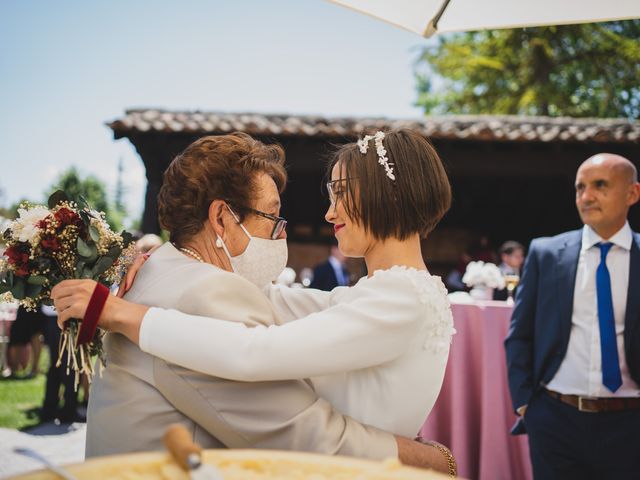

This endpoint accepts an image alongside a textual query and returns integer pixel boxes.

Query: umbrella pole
[423,0,453,37]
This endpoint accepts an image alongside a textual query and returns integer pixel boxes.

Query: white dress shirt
[546,222,640,397]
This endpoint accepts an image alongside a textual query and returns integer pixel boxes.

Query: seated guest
[494,241,525,301]
[310,240,350,290]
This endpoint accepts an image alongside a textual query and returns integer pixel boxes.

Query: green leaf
[75,260,85,279]
[120,231,133,248]
[25,283,43,298]
[89,225,101,243]
[10,279,25,300]
[79,210,92,227]
[77,195,90,210]
[81,266,94,279]
[92,256,115,277]
[48,190,69,209]
[26,275,48,286]
[0,284,11,295]
[7,270,14,288]
[77,237,98,262]
[107,245,122,259]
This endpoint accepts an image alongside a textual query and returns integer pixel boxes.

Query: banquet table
[419,299,533,480]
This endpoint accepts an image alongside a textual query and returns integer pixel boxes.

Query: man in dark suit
[310,243,350,291]
[505,153,640,479]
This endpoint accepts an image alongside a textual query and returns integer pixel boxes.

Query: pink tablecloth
[419,301,532,480]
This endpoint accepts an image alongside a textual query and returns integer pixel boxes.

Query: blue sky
[0,0,434,225]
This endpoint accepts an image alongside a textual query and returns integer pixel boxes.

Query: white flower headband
[356,131,395,181]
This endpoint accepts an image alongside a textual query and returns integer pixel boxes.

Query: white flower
[462,261,506,289]
[11,206,50,243]
[356,131,395,181]
[357,138,370,153]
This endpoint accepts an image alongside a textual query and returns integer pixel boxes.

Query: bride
[53,129,455,445]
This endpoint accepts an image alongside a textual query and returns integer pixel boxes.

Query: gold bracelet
[422,439,457,478]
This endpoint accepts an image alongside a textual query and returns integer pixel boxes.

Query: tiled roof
[108,109,640,143]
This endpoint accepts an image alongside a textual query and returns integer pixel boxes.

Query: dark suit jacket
[504,228,640,434]
[310,260,347,291]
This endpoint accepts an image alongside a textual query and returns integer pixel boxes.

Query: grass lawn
[0,350,49,430]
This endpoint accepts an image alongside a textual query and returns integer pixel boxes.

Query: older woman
[52,132,450,473]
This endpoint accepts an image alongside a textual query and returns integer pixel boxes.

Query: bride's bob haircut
[328,129,451,241]
[158,132,287,246]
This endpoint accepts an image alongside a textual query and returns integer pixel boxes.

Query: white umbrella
[328,0,640,37]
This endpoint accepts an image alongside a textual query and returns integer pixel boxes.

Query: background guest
[6,306,43,379]
[494,241,525,300]
[505,153,640,479]
[135,233,163,254]
[40,305,83,424]
[310,240,350,290]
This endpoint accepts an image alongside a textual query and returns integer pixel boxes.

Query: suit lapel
[624,233,640,337]
[557,231,582,343]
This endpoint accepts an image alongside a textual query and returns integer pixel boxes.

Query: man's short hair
[499,241,524,256]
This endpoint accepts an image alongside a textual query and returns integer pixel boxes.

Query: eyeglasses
[244,207,287,240]
[326,179,353,206]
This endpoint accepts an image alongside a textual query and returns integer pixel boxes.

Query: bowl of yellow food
[9,449,451,480]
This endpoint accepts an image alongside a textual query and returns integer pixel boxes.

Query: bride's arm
[140,272,422,381]
[262,283,343,323]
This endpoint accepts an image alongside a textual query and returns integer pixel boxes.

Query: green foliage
[46,167,124,230]
[0,369,47,429]
[415,20,640,118]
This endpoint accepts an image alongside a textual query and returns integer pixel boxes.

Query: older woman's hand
[51,279,103,330]
[51,279,150,345]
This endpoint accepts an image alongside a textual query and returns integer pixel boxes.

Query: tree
[46,167,124,231]
[415,20,640,118]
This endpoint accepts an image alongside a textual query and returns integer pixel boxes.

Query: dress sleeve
[263,284,341,323]
[140,271,422,381]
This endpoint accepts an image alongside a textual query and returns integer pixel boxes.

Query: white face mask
[218,208,288,290]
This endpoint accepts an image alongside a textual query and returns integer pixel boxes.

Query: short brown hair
[499,241,524,256]
[158,133,287,245]
[329,129,451,240]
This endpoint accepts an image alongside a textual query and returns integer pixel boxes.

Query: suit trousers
[42,316,78,420]
[525,390,640,480]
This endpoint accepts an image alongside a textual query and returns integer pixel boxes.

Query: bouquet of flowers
[0,191,135,388]
[462,261,506,290]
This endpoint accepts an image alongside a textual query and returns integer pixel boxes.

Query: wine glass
[504,274,520,305]
[299,268,313,288]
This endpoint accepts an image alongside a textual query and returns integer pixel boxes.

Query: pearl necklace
[179,246,205,263]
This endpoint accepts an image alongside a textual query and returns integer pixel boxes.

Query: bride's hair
[158,133,286,245]
[329,129,451,240]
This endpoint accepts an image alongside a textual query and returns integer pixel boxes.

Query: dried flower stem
[58,318,106,392]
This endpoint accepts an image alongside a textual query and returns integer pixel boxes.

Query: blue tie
[596,242,622,393]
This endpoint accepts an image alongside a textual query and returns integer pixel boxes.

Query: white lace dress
[139,266,456,437]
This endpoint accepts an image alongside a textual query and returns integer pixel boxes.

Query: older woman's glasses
[245,207,287,240]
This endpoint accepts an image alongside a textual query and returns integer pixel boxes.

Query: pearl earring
[215,238,223,248]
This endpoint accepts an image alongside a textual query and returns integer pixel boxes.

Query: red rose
[54,207,82,227]
[40,235,61,252]
[4,245,29,266]
[14,265,30,277]
[36,216,53,229]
